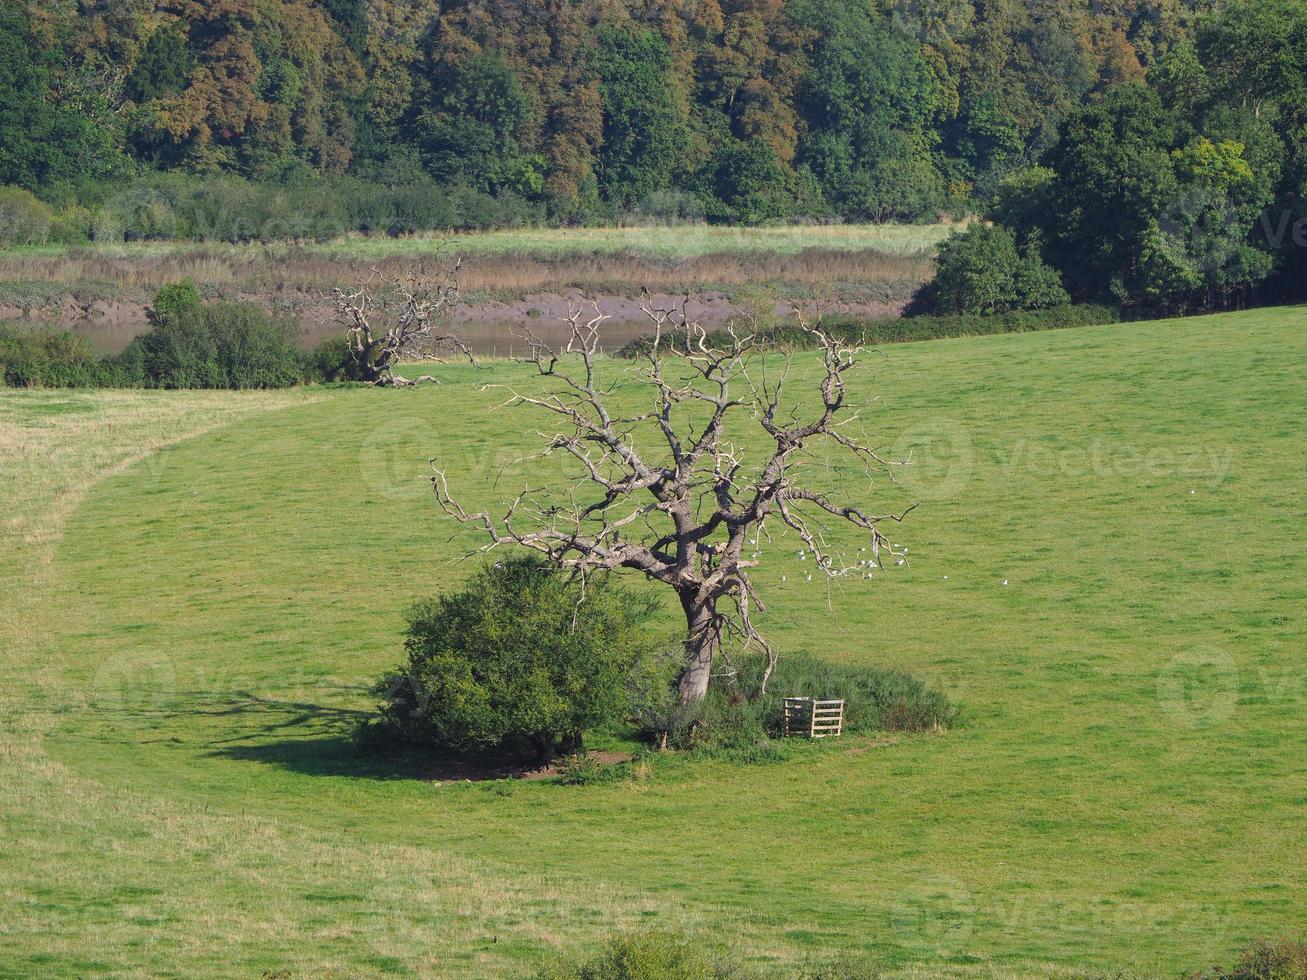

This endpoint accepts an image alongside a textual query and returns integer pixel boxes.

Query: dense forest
[5,0,1307,312]
[3,0,1212,226]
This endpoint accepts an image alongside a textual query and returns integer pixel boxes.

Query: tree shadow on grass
[88,684,556,781]
[213,735,556,782]
[204,700,555,782]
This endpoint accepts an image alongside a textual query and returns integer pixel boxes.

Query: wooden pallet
[782,697,845,738]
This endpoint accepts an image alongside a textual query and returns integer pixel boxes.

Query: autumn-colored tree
[16,0,1229,228]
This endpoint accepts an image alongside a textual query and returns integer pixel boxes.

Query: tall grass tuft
[636,651,954,754]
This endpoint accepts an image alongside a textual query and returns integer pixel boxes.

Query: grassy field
[1,306,1304,977]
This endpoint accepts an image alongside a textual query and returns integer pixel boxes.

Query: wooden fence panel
[782,697,844,738]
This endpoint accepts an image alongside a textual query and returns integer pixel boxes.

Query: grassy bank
[2,222,957,263]
[0,224,947,352]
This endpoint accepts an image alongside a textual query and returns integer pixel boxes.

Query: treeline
[913,0,1307,316]
[2,0,1213,239]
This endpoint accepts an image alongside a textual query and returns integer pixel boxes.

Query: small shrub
[308,335,355,382]
[538,930,754,980]
[555,754,631,786]
[0,186,53,247]
[0,325,100,388]
[374,557,661,763]
[908,223,1069,316]
[635,652,953,750]
[136,280,306,389]
[1194,938,1307,980]
[741,652,955,735]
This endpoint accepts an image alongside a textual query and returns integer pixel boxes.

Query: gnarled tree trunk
[678,591,720,704]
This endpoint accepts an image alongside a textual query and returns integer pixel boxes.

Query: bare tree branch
[329,259,470,386]
[432,298,911,704]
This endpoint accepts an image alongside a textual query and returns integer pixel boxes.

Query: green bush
[0,324,101,387]
[742,652,954,734]
[82,172,545,244]
[615,305,1119,359]
[538,930,754,980]
[0,186,53,247]
[2,286,311,390]
[132,280,307,389]
[374,557,662,763]
[636,651,953,753]
[98,338,147,387]
[1194,939,1307,980]
[908,223,1069,316]
[308,336,353,382]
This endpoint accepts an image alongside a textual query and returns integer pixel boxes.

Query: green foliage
[594,28,687,208]
[1195,938,1307,980]
[308,336,356,383]
[411,52,539,196]
[701,139,817,224]
[0,7,125,195]
[0,186,53,247]
[0,325,102,388]
[125,26,195,104]
[1195,0,1307,116]
[957,56,1282,314]
[1,0,1269,238]
[375,558,661,762]
[636,651,954,753]
[538,930,753,980]
[789,0,939,221]
[1042,84,1181,303]
[912,224,1067,316]
[986,167,1055,234]
[616,305,1118,359]
[1140,138,1278,312]
[742,652,954,735]
[130,280,306,389]
[79,171,543,243]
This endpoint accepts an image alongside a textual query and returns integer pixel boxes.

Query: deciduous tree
[433,301,913,703]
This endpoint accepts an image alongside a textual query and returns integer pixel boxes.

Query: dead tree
[329,261,470,386]
[432,299,914,704]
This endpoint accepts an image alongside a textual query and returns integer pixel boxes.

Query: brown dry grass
[0,245,934,304]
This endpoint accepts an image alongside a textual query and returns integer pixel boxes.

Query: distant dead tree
[329,261,470,386]
[433,299,914,703]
